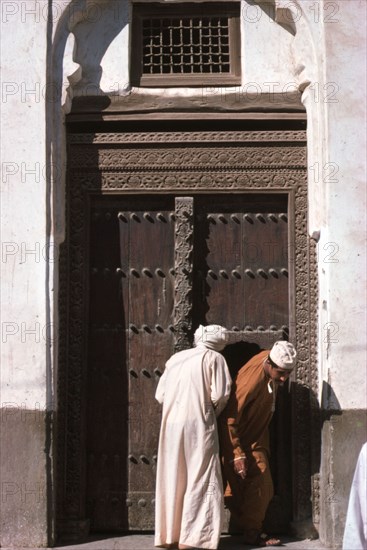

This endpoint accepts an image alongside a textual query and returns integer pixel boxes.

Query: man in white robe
[154,325,232,550]
[343,442,367,550]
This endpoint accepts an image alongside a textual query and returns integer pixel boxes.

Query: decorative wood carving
[68,130,306,144]
[309,237,321,524]
[70,171,304,192]
[58,127,317,538]
[69,147,306,170]
[174,197,194,352]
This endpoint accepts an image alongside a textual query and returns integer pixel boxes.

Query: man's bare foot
[243,530,282,547]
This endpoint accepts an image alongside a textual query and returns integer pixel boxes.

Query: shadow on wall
[321,380,342,420]
[60,0,129,95]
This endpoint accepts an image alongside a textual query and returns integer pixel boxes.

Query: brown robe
[218,350,276,532]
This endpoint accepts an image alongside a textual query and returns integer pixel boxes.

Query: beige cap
[269,340,297,370]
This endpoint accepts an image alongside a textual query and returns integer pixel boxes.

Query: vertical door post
[174,197,194,352]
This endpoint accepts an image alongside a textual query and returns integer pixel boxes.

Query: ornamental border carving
[69,147,307,171]
[68,130,307,144]
[58,128,318,536]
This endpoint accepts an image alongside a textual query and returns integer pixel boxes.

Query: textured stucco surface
[319,411,367,547]
[0,409,49,547]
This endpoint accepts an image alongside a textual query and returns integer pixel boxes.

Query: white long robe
[343,442,367,550]
[154,344,232,549]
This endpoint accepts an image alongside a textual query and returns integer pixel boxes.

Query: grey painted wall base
[319,410,367,548]
[0,407,51,547]
[1,407,366,547]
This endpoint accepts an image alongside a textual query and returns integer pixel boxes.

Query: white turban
[269,341,297,370]
[194,324,229,352]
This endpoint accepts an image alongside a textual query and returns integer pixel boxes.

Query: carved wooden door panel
[87,196,176,531]
[122,198,176,530]
[193,195,289,337]
[193,195,292,532]
[86,193,290,532]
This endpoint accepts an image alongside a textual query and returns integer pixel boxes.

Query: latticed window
[131,3,241,86]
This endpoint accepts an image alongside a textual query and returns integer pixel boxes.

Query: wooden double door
[85,193,291,532]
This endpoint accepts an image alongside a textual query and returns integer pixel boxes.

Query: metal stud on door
[126,206,175,530]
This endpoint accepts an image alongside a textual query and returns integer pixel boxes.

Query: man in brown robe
[218,340,297,547]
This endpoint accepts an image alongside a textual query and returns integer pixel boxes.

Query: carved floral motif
[69,146,307,170]
[174,197,193,352]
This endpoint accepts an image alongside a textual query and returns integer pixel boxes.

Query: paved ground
[1,533,339,550]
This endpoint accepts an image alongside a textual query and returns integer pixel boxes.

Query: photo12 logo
[1,481,45,504]
[2,322,54,344]
[1,1,123,24]
[241,1,339,25]
[2,242,59,264]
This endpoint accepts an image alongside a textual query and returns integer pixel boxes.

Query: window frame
[131,2,241,87]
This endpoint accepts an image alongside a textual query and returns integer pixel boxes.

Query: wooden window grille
[131,3,241,86]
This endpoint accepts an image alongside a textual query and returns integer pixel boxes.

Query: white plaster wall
[242,1,295,88]
[0,5,51,410]
[99,14,130,94]
[318,0,367,411]
[282,0,367,413]
[0,4,51,545]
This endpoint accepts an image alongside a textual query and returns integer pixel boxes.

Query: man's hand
[232,456,248,480]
